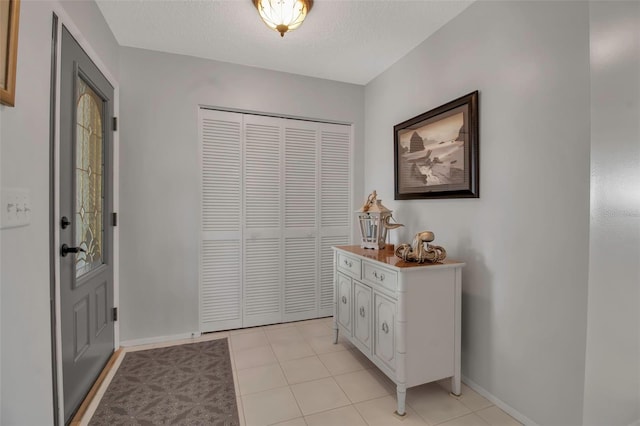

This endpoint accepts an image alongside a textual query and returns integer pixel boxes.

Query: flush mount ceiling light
[253,0,313,37]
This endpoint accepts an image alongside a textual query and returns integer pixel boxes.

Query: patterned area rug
[90,339,239,425]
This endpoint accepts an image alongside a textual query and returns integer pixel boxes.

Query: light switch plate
[1,188,32,229]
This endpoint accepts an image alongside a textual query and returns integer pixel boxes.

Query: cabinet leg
[451,375,461,397]
[395,385,407,417]
[333,323,339,344]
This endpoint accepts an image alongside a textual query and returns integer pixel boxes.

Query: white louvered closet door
[319,124,352,316]
[199,109,243,332]
[283,119,319,321]
[243,114,283,327]
[200,109,352,331]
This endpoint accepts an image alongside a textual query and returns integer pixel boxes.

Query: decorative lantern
[357,199,393,250]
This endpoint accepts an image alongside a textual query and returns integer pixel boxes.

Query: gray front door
[59,26,115,423]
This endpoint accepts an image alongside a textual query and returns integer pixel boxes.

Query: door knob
[61,244,86,257]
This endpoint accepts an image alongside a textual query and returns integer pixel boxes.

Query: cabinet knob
[344,259,352,267]
[381,322,389,334]
[341,295,347,304]
[373,271,385,281]
[359,306,365,318]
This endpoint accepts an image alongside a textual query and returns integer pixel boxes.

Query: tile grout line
[276,338,384,424]
[330,371,374,424]
[270,331,351,424]
[271,335,308,424]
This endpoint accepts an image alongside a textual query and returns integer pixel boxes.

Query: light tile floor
[83,317,523,426]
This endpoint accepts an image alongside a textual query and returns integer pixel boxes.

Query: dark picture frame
[0,0,20,107]
[394,91,479,199]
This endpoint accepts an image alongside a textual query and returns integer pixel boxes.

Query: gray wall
[364,2,591,424]
[118,47,365,342]
[583,2,640,425]
[0,0,119,423]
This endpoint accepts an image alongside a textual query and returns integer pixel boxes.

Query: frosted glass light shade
[254,0,313,37]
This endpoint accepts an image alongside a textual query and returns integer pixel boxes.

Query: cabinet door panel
[374,293,396,371]
[337,273,352,333]
[354,282,372,350]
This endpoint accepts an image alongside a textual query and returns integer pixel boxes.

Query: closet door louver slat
[285,125,317,229]
[283,236,318,321]
[201,241,242,325]
[283,121,319,321]
[199,110,243,332]
[201,118,242,232]
[318,125,351,317]
[321,128,351,231]
[243,115,283,326]
[245,120,281,229]
[244,238,282,326]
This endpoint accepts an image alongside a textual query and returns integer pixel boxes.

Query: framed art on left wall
[0,0,20,107]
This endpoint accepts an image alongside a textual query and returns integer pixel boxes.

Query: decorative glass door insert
[75,76,104,277]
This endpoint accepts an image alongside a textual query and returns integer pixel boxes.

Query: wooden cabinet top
[333,245,465,271]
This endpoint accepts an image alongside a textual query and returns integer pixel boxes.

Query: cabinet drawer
[363,262,397,292]
[337,253,361,279]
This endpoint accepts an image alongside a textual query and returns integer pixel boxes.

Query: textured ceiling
[96,0,473,85]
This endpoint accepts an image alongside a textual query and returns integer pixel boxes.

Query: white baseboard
[120,332,202,348]
[462,375,539,426]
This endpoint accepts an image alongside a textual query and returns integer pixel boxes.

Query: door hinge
[112,212,117,227]
[112,307,118,322]
[112,117,118,131]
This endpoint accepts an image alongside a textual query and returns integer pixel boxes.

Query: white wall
[0,0,119,423]
[118,47,365,342]
[364,2,591,424]
[583,2,640,425]
[1,3,58,423]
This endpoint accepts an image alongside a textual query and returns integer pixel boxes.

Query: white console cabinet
[332,246,464,416]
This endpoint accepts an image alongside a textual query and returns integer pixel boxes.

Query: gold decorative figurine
[395,231,447,263]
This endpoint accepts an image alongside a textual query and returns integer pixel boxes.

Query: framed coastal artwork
[394,91,479,199]
[1,0,20,107]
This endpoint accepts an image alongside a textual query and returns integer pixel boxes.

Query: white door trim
[50,4,120,424]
